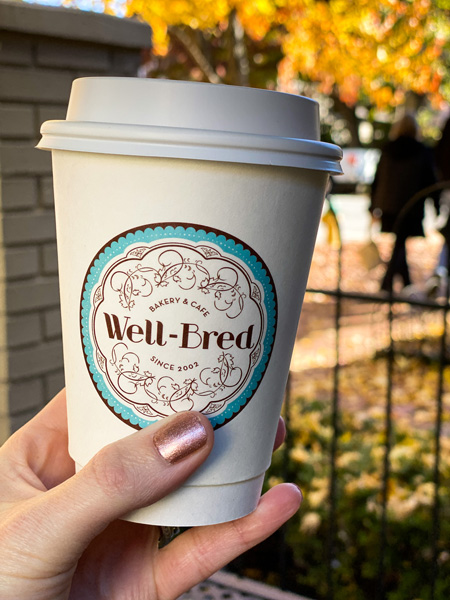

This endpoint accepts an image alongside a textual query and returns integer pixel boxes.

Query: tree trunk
[231,10,249,86]
[332,94,361,146]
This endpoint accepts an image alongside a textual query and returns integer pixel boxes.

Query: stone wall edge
[0,0,152,49]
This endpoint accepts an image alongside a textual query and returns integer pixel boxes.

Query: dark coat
[370,136,438,237]
[435,117,450,182]
[435,118,450,245]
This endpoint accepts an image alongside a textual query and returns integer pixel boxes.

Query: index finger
[273,416,286,451]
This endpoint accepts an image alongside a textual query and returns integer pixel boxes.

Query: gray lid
[38,77,342,173]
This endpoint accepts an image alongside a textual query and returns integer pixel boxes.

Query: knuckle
[88,447,136,499]
[230,516,255,547]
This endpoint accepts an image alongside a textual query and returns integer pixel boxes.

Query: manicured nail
[154,413,208,464]
[294,484,304,503]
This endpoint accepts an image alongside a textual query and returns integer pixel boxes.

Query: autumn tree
[279,0,448,107]
[123,1,286,90]
[279,0,450,145]
[97,0,449,144]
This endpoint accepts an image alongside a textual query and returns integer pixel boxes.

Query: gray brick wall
[0,0,151,441]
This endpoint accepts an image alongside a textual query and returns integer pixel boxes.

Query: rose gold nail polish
[154,413,208,464]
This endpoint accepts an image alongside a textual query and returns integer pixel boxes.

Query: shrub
[262,384,450,599]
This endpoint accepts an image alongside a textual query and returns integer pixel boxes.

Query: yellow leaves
[336,451,362,468]
[122,0,291,55]
[124,0,231,55]
[386,481,436,520]
[290,446,310,463]
[340,431,352,444]
[390,439,421,470]
[278,0,447,108]
[415,481,435,506]
[293,410,325,436]
[370,445,385,465]
[108,0,447,109]
[387,491,420,520]
[235,0,281,39]
[345,472,380,495]
[308,488,329,508]
[267,475,284,487]
[300,511,322,533]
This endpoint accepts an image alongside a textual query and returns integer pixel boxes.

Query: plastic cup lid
[38,77,342,173]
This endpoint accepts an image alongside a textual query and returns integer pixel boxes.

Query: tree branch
[170,26,222,84]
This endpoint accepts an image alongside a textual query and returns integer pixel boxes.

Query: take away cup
[38,77,342,526]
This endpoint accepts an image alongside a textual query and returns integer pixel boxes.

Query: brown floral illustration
[110,342,243,417]
[109,247,246,318]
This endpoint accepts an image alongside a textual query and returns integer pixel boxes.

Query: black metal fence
[233,183,450,600]
[297,184,449,600]
[291,291,449,600]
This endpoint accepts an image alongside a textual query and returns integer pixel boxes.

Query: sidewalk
[182,571,313,600]
[325,193,371,242]
[324,192,439,243]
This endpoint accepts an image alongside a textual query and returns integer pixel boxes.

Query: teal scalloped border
[81,225,277,429]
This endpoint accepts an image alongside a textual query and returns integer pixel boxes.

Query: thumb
[25,411,213,566]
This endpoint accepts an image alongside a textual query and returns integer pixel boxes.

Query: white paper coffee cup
[38,77,342,526]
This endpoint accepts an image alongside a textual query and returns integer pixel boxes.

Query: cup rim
[38,119,343,174]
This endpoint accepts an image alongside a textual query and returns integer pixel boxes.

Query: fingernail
[295,484,304,503]
[288,483,304,503]
[154,413,208,464]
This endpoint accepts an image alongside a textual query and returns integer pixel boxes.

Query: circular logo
[81,223,277,429]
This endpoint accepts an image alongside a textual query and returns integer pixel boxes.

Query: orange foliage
[109,0,448,108]
[278,0,448,107]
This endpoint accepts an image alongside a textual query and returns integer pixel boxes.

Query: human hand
[0,389,301,600]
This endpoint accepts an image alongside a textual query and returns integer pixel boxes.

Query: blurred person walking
[426,116,450,296]
[370,113,438,293]
[435,116,450,183]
